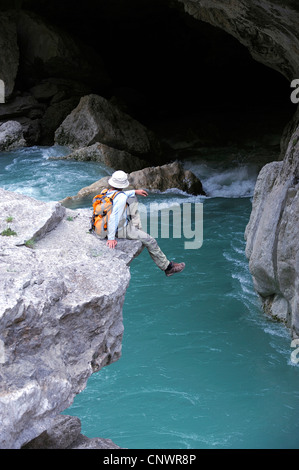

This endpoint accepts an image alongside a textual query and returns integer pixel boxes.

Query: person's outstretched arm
[135,189,148,197]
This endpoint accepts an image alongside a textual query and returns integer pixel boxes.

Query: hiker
[95,170,185,277]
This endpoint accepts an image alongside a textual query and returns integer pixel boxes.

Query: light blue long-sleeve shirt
[107,189,136,240]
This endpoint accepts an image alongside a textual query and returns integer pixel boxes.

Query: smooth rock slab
[0,188,65,245]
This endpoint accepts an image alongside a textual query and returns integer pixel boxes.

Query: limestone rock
[54,94,162,159]
[22,414,121,449]
[129,161,206,195]
[59,142,148,173]
[0,93,46,146]
[245,123,299,337]
[60,161,206,209]
[0,121,26,151]
[0,93,45,120]
[280,105,299,157]
[0,188,65,245]
[30,78,92,104]
[0,188,142,448]
[30,80,63,102]
[40,96,81,145]
[30,78,92,144]
[179,0,299,80]
[22,415,82,449]
[0,12,19,100]
[13,116,42,147]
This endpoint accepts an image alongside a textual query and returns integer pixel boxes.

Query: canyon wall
[0,0,299,449]
[179,0,299,81]
[178,0,299,335]
[245,125,299,337]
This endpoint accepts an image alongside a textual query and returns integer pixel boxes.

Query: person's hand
[107,239,117,249]
[135,189,148,197]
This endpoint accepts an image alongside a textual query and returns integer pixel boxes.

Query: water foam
[183,160,259,198]
[0,146,112,202]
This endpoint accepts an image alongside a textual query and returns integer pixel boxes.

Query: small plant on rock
[24,238,35,249]
[1,227,17,236]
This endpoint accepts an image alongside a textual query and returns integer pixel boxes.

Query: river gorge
[0,0,299,449]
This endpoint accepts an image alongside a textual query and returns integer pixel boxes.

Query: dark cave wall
[0,0,297,149]
[178,0,299,81]
[16,0,295,109]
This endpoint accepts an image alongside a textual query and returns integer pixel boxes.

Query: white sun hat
[108,170,130,189]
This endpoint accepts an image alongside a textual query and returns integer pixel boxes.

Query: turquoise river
[1,145,299,449]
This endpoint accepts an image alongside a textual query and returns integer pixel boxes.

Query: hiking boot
[165,261,185,277]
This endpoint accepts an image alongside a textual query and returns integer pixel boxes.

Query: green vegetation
[1,227,17,236]
[5,216,13,223]
[24,238,35,249]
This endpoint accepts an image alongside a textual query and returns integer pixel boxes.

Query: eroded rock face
[59,142,148,173]
[129,161,206,194]
[0,121,26,151]
[245,123,299,337]
[54,94,162,159]
[21,415,121,449]
[0,188,142,448]
[179,0,299,80]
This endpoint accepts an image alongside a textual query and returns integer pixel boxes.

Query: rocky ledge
[0,188,142,449]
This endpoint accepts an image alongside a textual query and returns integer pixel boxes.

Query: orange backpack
[90,189,123,238]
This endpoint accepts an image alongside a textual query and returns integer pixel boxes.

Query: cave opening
[17,0,297,155]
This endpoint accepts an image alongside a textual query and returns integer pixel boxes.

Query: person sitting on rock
[105,170,185,277]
